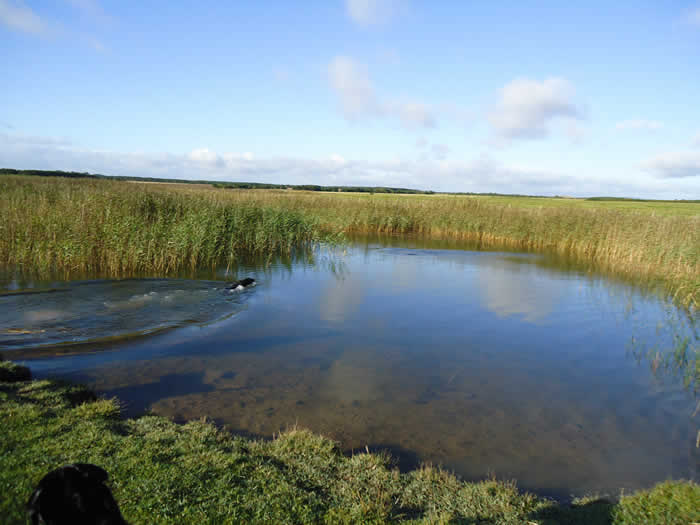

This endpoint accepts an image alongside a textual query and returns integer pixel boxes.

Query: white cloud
[377,47,400,64]
[328,56,435,128]
[345,0,402,26]
[85,35,105,52]
[384,99,434,127]
[329,153,346,164]
[0,0,47,34]
[0,132,571,193]
[615,119,664,131]
[273,67,290,82]
[0,0,106,51]
[489,77,584,140]
[188,147,221,166]
[328,57,377,118]
[0,132,71,146]
[642,151,700,178]
[687,7,700,26]
[2,132,698,198]
[431,143,450,160]
[65,0,100,15]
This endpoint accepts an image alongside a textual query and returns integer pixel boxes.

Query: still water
[1,238,698,499]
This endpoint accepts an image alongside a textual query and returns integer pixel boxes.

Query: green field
[1,175,698,308]
[461,195,700,216]
[1,364,698,524]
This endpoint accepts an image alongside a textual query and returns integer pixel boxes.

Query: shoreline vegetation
[1,175,699,522]
[0,173,698,309]
[3,168,700,203]
[1,362,698,524]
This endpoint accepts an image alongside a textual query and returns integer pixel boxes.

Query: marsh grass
[1,176,698,308]
[0,176,324,277]
[2,371,698,524]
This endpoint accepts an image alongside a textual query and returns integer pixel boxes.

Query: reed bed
[302,191,699,309]
[0,176,322,276]
[1,175,698,308]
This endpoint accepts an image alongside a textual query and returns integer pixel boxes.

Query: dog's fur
[227,277,256,291]
[27,463,127,525]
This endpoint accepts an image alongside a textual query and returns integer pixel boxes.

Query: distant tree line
[2,168,697,202]
[0,168,434,194]
[585,196,700,203]
[211,181,435,194]
[0,168,211,185]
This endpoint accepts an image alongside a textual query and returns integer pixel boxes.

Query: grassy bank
[0,175,698,308]
[1,364,698,524]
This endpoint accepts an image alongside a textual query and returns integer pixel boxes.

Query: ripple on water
[0,279,248,351]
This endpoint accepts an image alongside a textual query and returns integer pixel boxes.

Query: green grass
[0,175,698,308]
[1,369,698,524]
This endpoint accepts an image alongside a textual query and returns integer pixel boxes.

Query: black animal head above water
[27,463,127,525]
[228,277,256,291]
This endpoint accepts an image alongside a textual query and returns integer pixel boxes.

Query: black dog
[227,277,256,291]
[27,464,127,525]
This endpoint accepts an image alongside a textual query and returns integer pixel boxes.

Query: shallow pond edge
[1,360,698,524]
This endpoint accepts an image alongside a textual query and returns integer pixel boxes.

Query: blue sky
[1,1,699,197]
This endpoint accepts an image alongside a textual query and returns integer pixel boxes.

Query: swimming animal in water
[27,463,127,525]
[227,277,256,291]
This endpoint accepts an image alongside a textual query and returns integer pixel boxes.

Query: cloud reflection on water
[476,258,563,322]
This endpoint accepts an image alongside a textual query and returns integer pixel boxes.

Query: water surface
[2,239,698,499]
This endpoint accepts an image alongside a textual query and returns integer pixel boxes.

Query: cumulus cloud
[489,77,584,140]
[329,153,346,164]
[328,56,435,128]
[0,132,572,193]
[187,147,220,165]
[345,0,402,26]
[0,0,47,34]
[0,0,106,50]
[328,57,377,118]
[615,119,664,131]
[642,151,700,178]
[2,132,698,198]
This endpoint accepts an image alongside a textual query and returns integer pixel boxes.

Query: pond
[1,238,698,500]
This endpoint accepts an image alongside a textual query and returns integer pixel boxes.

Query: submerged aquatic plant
[627,305,699,395]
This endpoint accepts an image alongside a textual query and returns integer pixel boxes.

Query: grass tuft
[0,360,31,382]
[1,366,698,524]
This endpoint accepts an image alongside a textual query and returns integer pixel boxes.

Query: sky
[1,0,699,198]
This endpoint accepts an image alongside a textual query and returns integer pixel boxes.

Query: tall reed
[252,190,699,309]
[0,176,322,276]
[1,176,697,308]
